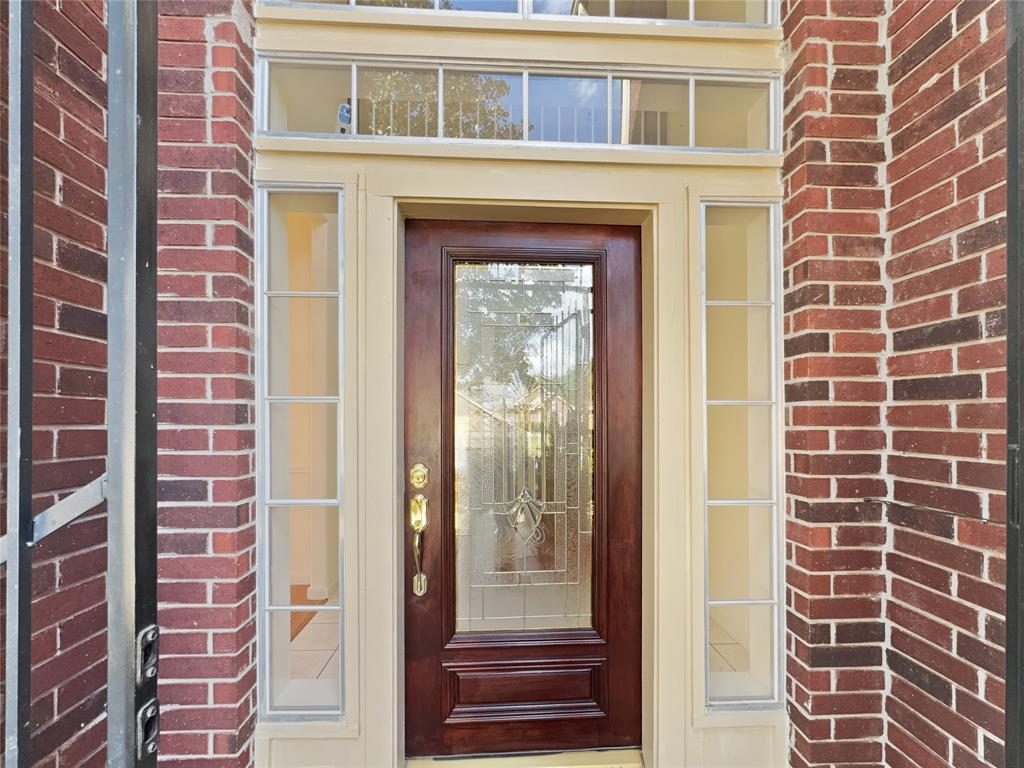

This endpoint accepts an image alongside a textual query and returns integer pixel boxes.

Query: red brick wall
[782,1,889,765]
[1,1,112,764]
[884,1,1007,766]
[155,1,257,765]
[783,0,1008,766]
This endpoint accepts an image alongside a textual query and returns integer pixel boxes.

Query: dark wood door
[404,220,642,757]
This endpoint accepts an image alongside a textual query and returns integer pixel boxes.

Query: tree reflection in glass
[357,67,438,137]
[444,71,524,140]
[453,263,596,632]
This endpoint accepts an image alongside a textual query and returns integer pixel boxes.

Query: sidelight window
[702,202,780,707]
[258,189,345,716]
[261,58,777,152]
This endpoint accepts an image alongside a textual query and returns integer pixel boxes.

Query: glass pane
[357,66,438,137]
[445,0,519,9]
[532,0,610,15]
[267,193,340,293]
[706,405,772,500]
[612,77,689,147]
[708,604,774,701]
[708,506,773,601]
[453,263,595,632]
[356,0,433,6]
[614,0,689,19]
[705,206,771,301]
[528,75,609,144]
[694,81,771,149]
[268,298,339,397]
[694,0,767,23]
[268,609,342,710]
[267,63,352,135]
[706,306,772,401]
[269,507,342,607]
[443,71,524,140]
[269,403,338,500]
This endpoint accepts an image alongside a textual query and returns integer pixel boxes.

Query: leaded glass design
[453,262,595,632]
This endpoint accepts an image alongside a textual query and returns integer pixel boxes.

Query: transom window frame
[259,0,780,27]
[256,53,782,154]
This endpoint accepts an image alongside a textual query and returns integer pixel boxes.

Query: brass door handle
[410,493,429,597]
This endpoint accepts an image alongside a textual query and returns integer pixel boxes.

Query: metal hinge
[136,624,160,759]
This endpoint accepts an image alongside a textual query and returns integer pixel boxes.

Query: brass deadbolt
[409,462,429,490]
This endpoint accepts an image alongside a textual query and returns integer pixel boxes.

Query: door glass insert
[453,262,595,632]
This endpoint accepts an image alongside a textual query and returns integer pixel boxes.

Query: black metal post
[106,0,160,763]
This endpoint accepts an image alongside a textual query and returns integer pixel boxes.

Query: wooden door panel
[404,220,641,757]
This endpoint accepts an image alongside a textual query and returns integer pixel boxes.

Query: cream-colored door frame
[252,150,785,768]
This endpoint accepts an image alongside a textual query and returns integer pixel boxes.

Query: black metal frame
[1007,1,1022,765]
[3,0,159,764]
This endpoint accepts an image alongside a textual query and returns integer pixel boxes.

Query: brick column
[156,1,257,764]
[781,2,889,765]
[883,1,1007,765]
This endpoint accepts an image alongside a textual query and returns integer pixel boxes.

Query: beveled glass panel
[705,206,771,301]
[706,405,772,500]
[269,403,338,500]
[708,604,774,702]
[694,0,767,23]
[267,63,352,135]
[611,77,689,147]
[708,506,773,601]
[268,506,342,607]
[357,66,438,137]
[267,192,340,293]
[528,75,609,144]
[268,298,339,397]
[453,262,595,632]
[706,306,772,401]
[694,81,771,149]
[443,71,524,140]
[268,609,342,710]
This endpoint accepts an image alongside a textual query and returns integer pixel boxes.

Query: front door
[404,220,642,757]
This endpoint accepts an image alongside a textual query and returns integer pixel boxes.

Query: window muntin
[260,190,345,717]
[265,0,774,24]
[261,59,776,152]
[702,203,780,708]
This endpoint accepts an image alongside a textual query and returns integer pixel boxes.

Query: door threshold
[407,748,642,768]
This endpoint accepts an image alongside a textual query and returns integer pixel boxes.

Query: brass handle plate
[410,493,429,597]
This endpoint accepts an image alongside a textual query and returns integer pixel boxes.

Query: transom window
[265,0,773,24]
[262,59,777,152]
